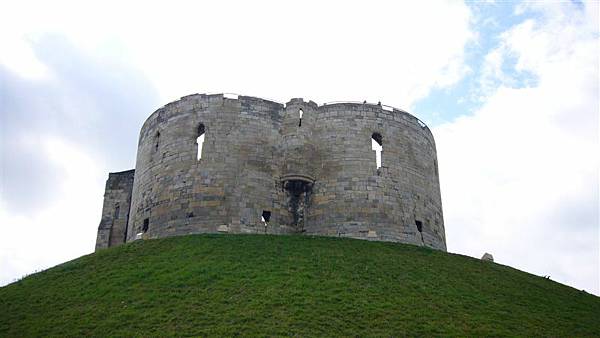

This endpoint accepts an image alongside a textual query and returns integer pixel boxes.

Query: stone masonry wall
[95,169,135,251]
[96,93,446,251]
[307,103,444,249]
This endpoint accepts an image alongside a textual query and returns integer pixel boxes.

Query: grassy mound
[1,234,598,336]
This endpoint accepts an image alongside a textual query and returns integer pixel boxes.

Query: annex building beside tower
[95,93,446,251]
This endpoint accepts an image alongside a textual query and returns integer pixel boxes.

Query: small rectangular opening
[142,218,149,233]
[261,210,271,224]
[415,220,423,233]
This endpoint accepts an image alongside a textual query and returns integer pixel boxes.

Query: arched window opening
[142,218,149,233]
[298,109,303,127]
[114,204,120,219]
[196,123,205,161]
[371,133,383,169]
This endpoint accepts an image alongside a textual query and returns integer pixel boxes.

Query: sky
[0,0,598,295]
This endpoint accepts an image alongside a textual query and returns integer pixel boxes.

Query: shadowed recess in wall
[283,180,313,232]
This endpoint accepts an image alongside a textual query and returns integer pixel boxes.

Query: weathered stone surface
[95,169,135,251]
[482,253,494,262]
[95,94,447,251]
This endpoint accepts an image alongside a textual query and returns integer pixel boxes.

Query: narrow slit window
[196,123,205,161]
[142,218,149,233]
[154,131,160,151]
[298,108,303,127]
[114,204,120,219]
[371,133,383,169]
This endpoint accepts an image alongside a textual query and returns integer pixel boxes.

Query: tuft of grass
[1,234,598,337]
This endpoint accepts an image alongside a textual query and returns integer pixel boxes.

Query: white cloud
[0,0,473,108]
[436,2,599,294]
[0,33,159,286]
[0,34,49,79]
[0,136,105,285]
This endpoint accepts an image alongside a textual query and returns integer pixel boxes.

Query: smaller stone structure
[95,170,135,251]
[481,253,494,262]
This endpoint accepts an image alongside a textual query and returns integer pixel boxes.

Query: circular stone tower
[111,93,445,250]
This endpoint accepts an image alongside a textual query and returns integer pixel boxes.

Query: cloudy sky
[1,1,598,294]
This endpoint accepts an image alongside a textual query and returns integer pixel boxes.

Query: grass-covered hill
[1,234,598,337]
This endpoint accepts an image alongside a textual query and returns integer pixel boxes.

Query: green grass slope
[1,234,598,337]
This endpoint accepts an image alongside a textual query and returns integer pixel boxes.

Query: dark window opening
[434,159,438,176]
[372,132,382,146]
[261,210,271,224]
[298,109,303,127]
[154,131,160,151]
[261,210,271,234]
[142,218,149,233]
[114,204,120,219]
[196,123,205,161]
[371,132,383,169]
[415,220,423,232]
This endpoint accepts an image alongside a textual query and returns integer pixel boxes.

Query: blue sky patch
[413,1,541,126]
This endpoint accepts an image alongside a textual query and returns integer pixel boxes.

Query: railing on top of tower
[210,94,431,131]
[321,100,429,129]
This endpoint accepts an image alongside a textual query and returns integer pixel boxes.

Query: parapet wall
[96,93,445,251]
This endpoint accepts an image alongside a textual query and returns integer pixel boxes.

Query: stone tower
[95,93,446,251]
